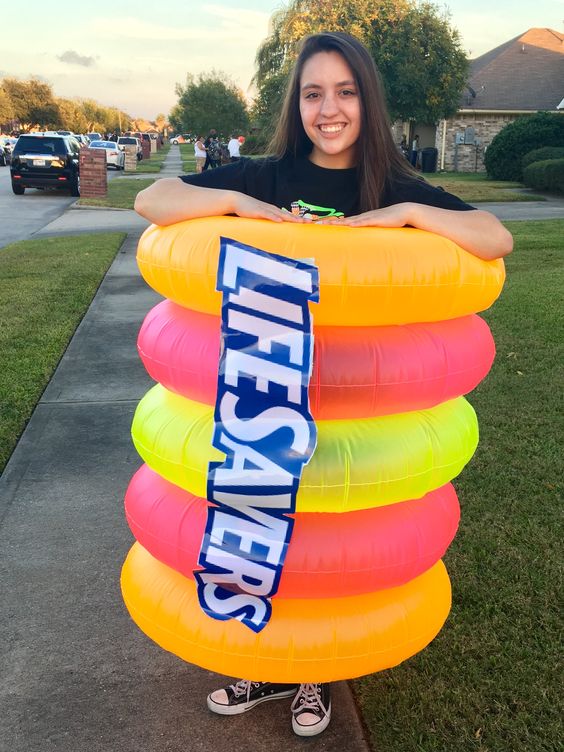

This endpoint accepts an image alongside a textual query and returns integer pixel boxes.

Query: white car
[117,136,142,160]
[88,140,125,169]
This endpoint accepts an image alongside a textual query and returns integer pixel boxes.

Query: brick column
[79,148,107,197]
[124,145,138,172]
[141,140,151,160]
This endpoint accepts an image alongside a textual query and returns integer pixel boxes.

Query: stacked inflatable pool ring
[138,301,496,419]
[125,465,461,598]
[122,217,505,682]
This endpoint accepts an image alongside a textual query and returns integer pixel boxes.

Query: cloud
[205,4,271,28]
[89,5,270,43]
[57,50,96,67]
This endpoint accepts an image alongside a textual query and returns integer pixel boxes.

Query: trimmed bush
[240,133,269,155]
[522,158,564,194]
[484,112,564,181]
[522,146,564,170]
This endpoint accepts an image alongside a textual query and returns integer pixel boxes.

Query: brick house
[393,28,564,172]
[440,27,564,172]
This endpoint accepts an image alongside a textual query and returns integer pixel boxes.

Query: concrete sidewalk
[0,148,371,752]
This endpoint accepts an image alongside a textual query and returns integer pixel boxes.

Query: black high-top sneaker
[291,682,332,736]
[207,679,299,715]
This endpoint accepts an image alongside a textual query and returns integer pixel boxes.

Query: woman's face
[299,50,361,169]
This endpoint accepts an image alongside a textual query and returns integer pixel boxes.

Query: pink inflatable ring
[138,301,495,419]
[125,464,460,598]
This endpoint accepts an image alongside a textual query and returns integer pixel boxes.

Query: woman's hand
[323,204,412,227]
[231,192,303,223]
[320,202,513,261]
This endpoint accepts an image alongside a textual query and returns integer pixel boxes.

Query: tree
[254,0,383,87]
[367,1,468,123]
[0,85,14,127]
[172,71,249,137]
[251,0,467,140]
[79,98,109,132]
[2,78,61,129]
[56,98,90,134]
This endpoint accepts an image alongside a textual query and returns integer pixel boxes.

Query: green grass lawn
[426,172,544,202]
[77,178,155,209]
[354,219,563,751]
[0,233,126,472]
[134,143,171,173]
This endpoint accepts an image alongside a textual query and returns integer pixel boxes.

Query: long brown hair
[268,32,413,211]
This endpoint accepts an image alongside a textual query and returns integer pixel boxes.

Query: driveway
[0,163,126,249]
[0,163,77,248]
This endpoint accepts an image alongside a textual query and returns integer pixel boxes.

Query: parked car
[86,132,103,142]
[117,136,142,160]
[88,140,125,169]
[73,134,91,147]
[0,136,16,166]
[10,133,81,195]
[56,130,74,136]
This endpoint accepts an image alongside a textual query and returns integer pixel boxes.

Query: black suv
[10,133,81,196]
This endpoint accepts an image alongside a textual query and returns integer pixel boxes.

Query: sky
[1,0,562,120]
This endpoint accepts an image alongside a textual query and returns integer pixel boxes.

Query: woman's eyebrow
[301,79,356,90]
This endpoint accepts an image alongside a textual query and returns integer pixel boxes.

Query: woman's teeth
[319,124,344,133]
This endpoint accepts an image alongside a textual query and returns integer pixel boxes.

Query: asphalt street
[0,164,76,248]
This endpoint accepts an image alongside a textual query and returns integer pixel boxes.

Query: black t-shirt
[179,155,475,218]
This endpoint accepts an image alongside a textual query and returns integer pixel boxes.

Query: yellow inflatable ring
[121,542,451,682]
[131,384,478,513]
[136,218,505,326]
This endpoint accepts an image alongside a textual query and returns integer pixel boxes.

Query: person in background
[399,134,409,160]
[135,30,512,738]
[410,134,420,167]
[203,129,220,170]
[228,134,241,162]
[194,135,206,173]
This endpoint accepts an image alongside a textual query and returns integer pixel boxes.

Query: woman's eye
[304,92,319,99]
[340,89,356,96]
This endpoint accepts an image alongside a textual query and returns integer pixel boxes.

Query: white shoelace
[229,680,262,700]
[291,683,326,715]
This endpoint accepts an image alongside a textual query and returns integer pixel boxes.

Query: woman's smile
[317,123,347,135]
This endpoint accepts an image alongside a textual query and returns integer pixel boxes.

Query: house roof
[461,28,564,111]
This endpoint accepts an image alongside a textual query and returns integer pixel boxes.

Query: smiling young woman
[133,31,512,738]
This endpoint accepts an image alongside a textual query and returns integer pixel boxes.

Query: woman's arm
[334,203,513,261]
[134,178,303,226]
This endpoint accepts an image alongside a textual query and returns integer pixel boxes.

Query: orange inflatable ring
[136,217,505,326]
[121,543,452,683]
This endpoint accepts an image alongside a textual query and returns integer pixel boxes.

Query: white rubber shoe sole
[292,701,332,737]
[207,687,298,716]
